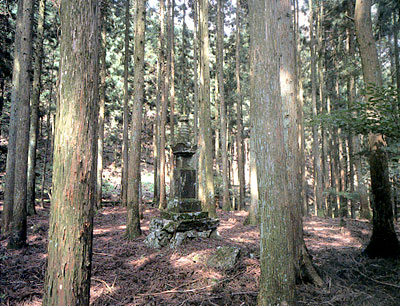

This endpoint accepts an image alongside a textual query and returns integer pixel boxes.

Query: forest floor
[1,200,400,306]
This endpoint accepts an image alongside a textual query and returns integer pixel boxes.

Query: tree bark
[355,0,400,258]
[27,0,46,216]
[198,0,215,217]
[126,0,146,239]
[7,0,34,249]
[250,0,296,304]
[42,0,99,304]
[122,0,130,207]
[217,0,230,212]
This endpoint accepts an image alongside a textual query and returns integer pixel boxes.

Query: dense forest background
[0,0,400,305]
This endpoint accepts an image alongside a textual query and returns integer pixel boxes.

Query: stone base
[167,198,202,213]
[144,213,219,249]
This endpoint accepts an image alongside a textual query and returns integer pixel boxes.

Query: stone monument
[145,116,219,248]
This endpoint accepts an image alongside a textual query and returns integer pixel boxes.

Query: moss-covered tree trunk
[27,0,46,216]
[250,0,296,304]
[355,0,400,258]
[126,0,146,239]
[6,0,34,248]
[42,0,99,304]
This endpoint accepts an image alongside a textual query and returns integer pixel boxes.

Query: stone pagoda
[145,116,219,248]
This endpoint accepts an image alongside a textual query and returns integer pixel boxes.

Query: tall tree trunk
[235,0,245,211]
[97,0,107,209]
[126,0,145,239]
[2,1,18,234]
[294,0,309,216]
[317,1,329,215]
[338,129,348,219]
[280,0,324,287]
[193,0,199,148]
[153,1,163,205]
[245,5,258,223]
[43,0,99,303]
[309,0,324,217]
[40,51,56,208]
[168,0,176,198]
[217,0,230,212]
[354,135,370,219]
[394,10,400,102]
[159,0,167,209]
[251,0,296,303]
[6,0,34,248]
[214,76,220,174]
[122,0,130,207]
[346,0,357,218]
[198,0,215,217]
[153,119,159,204]
[27,0,46,216]
[355,0,400,258]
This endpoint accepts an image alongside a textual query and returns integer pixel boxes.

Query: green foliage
[102,180,118,197]
[313,84,400,140]
[324,188,361,202]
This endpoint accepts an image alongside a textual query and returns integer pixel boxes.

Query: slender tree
[217,0,230,211]
[40,49,57,209]
[180,0,188,114]
[168,0,176,198]
[250,0,296,303]
[193,0,199,145]
[122,0,130,207]
[309,0,324,217]
[97,0,108,208]
[43,0,100,303]
[354,0,400,258]
[27,0,46,216]
[235,0,245,211]
[159,0,167,209]
[6,0,34,248]
[153,0,163,205]
[245,0,259,225]
[126,0,146,239]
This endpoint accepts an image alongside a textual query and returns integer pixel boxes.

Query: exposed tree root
[298,240,324,287]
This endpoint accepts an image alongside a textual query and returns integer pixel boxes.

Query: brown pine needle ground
[1,204,400,305]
